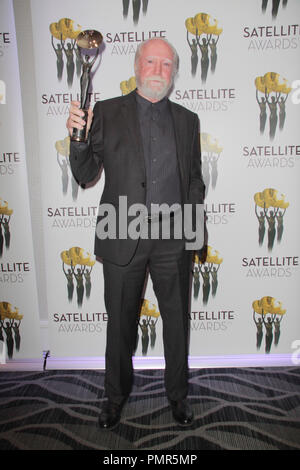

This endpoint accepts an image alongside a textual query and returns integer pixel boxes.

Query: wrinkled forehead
[139,39,174,62]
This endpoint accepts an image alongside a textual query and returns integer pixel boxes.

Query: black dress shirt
[136,91,182,214]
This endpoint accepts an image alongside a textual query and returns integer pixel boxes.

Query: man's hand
[66,101,93,137]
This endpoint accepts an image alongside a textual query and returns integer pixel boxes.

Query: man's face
[135,39,175,102]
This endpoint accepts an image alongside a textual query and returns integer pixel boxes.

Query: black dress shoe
[170,399,194,427]
[98,401,123,429]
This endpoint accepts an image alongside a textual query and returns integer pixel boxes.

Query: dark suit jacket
[69,90,205,266]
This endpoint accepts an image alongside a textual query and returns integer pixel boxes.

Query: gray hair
[134,38,179,79]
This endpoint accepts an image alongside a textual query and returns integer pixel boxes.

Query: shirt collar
[135,89,168,111]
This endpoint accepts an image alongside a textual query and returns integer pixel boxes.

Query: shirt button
[152,180,156,184]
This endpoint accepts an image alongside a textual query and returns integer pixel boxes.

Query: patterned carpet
[0,366,299,451]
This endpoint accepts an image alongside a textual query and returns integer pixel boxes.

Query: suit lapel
[169,101,188,189]
[121,91,146,179]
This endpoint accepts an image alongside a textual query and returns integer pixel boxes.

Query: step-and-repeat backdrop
[1,0,300,363]
[0,0,41,359]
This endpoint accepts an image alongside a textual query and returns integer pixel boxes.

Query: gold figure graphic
[186,29,199,77]
[55,136,80,200]
[193,247,223,304]
[120,76,137,95]
[122,0,150,24]
[50,18,82,87]
[0,199,13,257]
[51,34,64,81]
[0,302,23,359]
[256,90,267,134]
[262,0,288,19]
[185,13,223,81]
[200,133,223,196]
[255,72,291,140]
[252,296,286,353]
[61,247,95,307]
[135,299,160,356]
[254,189,289,250]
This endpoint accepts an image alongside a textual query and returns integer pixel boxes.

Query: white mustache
[145,76,167,86]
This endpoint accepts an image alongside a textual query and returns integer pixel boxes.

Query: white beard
[136,74,172,101]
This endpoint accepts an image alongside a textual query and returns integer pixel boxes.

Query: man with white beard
[67,38,206,429]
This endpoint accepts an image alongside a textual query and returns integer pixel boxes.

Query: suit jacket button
[141,182,146,187]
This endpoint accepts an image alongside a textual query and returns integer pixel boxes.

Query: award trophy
[71,29,103,142]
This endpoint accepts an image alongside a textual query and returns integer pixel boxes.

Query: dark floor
[0,366,299,450]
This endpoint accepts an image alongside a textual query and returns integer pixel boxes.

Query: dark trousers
[102,230,193,405]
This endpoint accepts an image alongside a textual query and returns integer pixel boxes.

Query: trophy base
[71,109,88,143]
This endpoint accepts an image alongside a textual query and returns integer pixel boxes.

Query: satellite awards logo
[254,188,289,250]
[60,246,95,307]
[49,18,83,87]
[136,299,160,356]
[193,246,223,305]
[0,199,13,257]
[255,72,291,140]
[252,295,286,353]
[0,301,23,359]
[185,12,223,82]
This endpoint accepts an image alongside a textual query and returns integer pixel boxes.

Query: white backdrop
[0,0,41,360]
[2,0,300,365]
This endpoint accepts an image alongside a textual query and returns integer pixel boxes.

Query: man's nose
[154,59,162,75]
